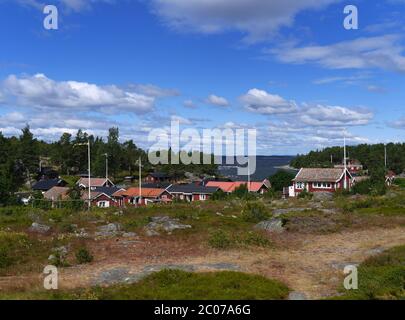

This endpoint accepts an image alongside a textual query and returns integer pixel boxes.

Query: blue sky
[0,0,404,155]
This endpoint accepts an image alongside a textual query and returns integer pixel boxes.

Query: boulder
[28,222,51,234]
[145,216,192,234]
[313,192,333,201]
[122,232,137,238]
[255,218,285,233]
[95,223,123,237]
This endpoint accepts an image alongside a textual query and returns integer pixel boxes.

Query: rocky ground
[1,190,405,299]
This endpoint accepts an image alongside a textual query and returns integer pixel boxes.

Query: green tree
[269,170,295,192]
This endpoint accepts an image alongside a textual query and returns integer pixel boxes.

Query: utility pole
[103,153,108,180]
[87,140,91,210]
[343,136,348,190]
[138,157,142,206]
[247,156,251,192]
[384,144,387,168]
[75,140,91,210]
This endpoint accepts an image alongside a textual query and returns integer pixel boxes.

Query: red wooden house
[291,168,353,197]
[114,187,172,206]
[167,184,219,202]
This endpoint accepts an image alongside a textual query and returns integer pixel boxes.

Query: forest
[290,143,405,174]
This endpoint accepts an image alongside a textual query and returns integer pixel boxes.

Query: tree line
[0,126,218,205]
[290,143,405,174]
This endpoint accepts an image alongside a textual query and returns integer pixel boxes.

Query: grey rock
[201,263,241,271]
[95,223,123,237]
[330,262,360,270]
[272,208,307,217]
[53,245,69,257]
[28,222,51,234]
[75,228,89,238]
[288,292,307,300]
[367,247,385,256]
[216,212,224,216]
[92,262,242,286]
[313,192,334,201]
[145,229,160,237]
[145,216,191,234]
[255,218,285,233]
[122,232,137,238]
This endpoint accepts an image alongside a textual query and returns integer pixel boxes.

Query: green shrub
[75,247,93,264]
[0,232,31,269]
[49,251,69,267]
[335,245,405,300]
[211,189,227,201]
[241,202,269,222]
[240,231,271,247]
[297,190,313,199]
[208,230,233,249]
[0,270,290,300]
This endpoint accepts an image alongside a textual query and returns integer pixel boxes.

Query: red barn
[291,168,353,197]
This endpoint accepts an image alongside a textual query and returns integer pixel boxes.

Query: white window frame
[200,194,207,201]
[296,182,305,189]
[97,200,109,208]
[312,182,332,189]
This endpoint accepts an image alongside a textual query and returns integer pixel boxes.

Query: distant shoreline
[274,164,299,171]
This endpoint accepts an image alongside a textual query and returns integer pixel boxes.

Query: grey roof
[293,168,351,183]
[167,184,219,194]
[32,179,66,191]
[92,186,122,197]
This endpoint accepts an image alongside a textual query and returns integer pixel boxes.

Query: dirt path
[2,226,405,299]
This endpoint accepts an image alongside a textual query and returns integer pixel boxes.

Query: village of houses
[30,157,398,209]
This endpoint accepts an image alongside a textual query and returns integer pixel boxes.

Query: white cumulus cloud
[1,74,155,114]
[300,105,373,126]
[206,94,229,107]
[240,89,297,115]
[269,35,405,72]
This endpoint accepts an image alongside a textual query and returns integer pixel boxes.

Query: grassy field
[0,270,289,300]
[335,245,405,300]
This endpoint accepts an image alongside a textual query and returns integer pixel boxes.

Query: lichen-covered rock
[254,218,285,233]
[28,222,51,234]
[95,223,123,237]
[145,216,191,234]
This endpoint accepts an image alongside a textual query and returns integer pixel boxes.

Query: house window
[200,194,207,201]
[97,201,109,208]
[313,182,332,189]
[296,182,305,189]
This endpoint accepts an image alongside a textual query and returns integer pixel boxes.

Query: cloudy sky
[0,0,404,155]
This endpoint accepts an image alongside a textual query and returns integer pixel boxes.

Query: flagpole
[88,140,91,210]
[343,136,347,190]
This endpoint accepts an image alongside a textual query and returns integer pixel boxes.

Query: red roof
[205,180,269,193]
[120,187,167,198]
